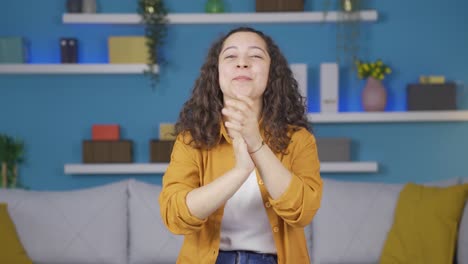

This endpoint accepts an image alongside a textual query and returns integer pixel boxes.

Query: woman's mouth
[233,75,252,81]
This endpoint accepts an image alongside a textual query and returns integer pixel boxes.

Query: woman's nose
[236,57,249,68]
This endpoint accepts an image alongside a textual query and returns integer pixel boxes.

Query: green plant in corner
[137,0,168,89]
[0,134,26,189]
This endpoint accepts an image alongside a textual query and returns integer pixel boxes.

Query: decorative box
[82,140,133,163]
[316,138,351,162]
[150,140,175,163]
[92,124,120,141]
[108,36,148,64]
[407,83,456,111]
[0,37,28,63]
[256,0,304,12]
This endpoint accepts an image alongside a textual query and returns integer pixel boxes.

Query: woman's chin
[234,85,252,97]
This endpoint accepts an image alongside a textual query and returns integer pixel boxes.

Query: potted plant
[0,134,25,189]
[137,0,169,89]
[355,59,392,111]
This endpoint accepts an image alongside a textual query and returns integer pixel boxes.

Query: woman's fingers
[224,121,243,132]
[221,107,244,123]
[225,99,251,113]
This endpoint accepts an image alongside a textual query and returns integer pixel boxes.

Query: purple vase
[362,77,387,111]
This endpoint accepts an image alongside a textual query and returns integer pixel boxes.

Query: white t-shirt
[219,169,277,254]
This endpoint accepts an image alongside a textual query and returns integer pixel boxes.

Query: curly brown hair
[175,27,310,154]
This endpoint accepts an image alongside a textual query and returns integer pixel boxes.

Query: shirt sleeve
[268,130,323,227]
[158,135,208,235]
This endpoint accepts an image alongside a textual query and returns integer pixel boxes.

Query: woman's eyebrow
[221,46,267,55]
[221,46,237,54]
[249,46,267,55]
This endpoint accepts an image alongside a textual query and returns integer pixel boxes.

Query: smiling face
[218,31,271,102]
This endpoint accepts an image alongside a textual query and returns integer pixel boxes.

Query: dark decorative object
[150,140,174,162]
[256,0,304,12]
[205,0,225,13]
[60,38,78,63]
[137,0,168,89]
[82,140,133,163]
[407,83,457,111]
[66,0,82,13]
[0,134,25,189]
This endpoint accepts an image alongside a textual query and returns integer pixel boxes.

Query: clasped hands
[221,94,263,154]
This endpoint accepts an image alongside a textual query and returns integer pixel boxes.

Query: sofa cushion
[128,179,183,264]
[0,180,128,264]
[459,177,468,264]
[0,203,32,264]
[380,183,468,263]
[310,178,459,264]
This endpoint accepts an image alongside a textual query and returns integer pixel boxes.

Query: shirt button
[258,179,264,185]
[265,202,271,208]
[273,226,279,233]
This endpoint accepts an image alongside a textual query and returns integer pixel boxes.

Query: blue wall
[1,0,467,190]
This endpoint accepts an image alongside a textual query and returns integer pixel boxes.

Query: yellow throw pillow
[380,183,468,264]
[0,203,33,264]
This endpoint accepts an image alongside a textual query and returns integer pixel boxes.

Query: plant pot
[340,0,359,12]
[205,0,224,13]
[362,77,387,111]
[82,0,97,13]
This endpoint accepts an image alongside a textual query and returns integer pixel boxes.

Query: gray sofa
[1,177,466,264]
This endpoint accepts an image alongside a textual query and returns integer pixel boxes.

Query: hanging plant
[322,0,364,66]
[137,0,168,89]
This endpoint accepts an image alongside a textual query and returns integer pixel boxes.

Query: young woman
[159,27,322,264]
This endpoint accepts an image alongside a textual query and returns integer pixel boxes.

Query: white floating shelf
[65,163,169,174]
[320,162,378,173]
[0,64,156,74]
[62,10,377,24]
[307,110,468,123]
[64,162,377,175]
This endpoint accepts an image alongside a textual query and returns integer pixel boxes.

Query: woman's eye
[225,55,236,59]
[250,55,263,59]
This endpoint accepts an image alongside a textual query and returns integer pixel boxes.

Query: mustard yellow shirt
[159,124,322,264]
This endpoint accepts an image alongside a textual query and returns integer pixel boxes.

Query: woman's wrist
[249,140,265,154]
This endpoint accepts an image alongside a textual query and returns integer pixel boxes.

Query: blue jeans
[216,250,278,264]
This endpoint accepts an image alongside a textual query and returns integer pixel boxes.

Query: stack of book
[150,123,176,163]
[82,125,133,163]
[255,0,304,12]
[0,37,28,63]
[108,37,148,64]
